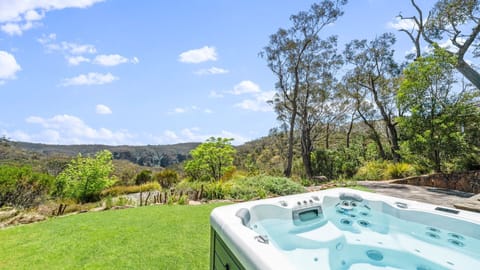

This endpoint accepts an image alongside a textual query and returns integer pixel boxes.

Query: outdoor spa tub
[210,188,480,270]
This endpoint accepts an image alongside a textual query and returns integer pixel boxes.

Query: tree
[296,36,343,178]
[398,0,480,89]
[261,0,347,177]
[343,33,402,161]
[398,46,480,172]
[184,137,236,182]
[56,150,115,203]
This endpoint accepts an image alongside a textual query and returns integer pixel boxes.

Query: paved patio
[358,181,480,213]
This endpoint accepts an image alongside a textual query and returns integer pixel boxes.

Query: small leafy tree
[184,137,236,182]
[56,150,115,203]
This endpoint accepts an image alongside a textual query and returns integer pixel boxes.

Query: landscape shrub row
[354,161,417,181]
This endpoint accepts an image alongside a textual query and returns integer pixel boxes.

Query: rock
[0,209,18,222]
[454,201,480,213]
[5,213,46,226]
[188,200,202,205]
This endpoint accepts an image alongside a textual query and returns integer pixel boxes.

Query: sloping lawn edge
[0,203,227,270]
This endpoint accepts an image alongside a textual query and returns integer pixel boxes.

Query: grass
[0,203,226,270]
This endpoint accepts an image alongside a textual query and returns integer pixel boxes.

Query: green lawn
[0,203,226,270]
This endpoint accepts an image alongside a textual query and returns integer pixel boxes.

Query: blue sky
[0,0,437,145]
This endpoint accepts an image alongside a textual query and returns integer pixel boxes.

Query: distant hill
[11,141,200,168]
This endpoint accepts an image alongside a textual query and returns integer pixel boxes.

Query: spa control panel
[280,195,324,225]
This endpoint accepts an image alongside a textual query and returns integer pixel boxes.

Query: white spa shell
[210,188,480,270]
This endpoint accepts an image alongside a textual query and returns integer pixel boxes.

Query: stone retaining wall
[392,171,480,193]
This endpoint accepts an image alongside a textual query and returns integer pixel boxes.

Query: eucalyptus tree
[398,0,480,89]
[296,36,343,178]
[261,0,347,177]
[340,79,388,160]
[343,33,402,161]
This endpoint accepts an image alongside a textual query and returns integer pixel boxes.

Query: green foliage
[154,169,179,189]
[134,169,152,185]
[177,194,189,205]
[0,203,225,269]
[355,161,417,180]
[398,45,480,172]
[355,161,386,180]
[101,182,160,197]
[184,137,236,182]
[0,165,54,208]
[311,147,362,180]
[230,175,305,200]
[56,150,116,203]
[384,162,417,179]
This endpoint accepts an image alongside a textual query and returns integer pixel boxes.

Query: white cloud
[170,107,187,114]
[209,90,224,98]
[60,41,97,55]
[168,105,211,115]
[0,22,36,36]
[229,80,261,95]
[195,66,229,75]
[67,56,90,66]
[38,34,97,56]
[131,56,140,64]
[155,128,248,145]
[61,72,118,86]
[0,0,104,35]
[438,38,465,52]
[37,33,56,44]
[24,10,44,21]
[178,46,217,63]
[0,51,21,84]
[234,91,275,112]
[387,17,418,31]
[96,104,112,114]
[22,114,133,145]
[93,54,129,66]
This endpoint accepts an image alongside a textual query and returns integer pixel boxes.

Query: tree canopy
[184,137,236,182]
[56,150,116,203]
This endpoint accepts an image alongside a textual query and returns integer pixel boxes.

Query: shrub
[135,170,152,185]
[230,175,305,200]
[355,161,417,180]
[101,182,161,197]
[154,169,179,189]
[203,181,232,200]
[354,161,386,180]
[177,195,189,205]
[384,162,417,179]
[0,165,54,208]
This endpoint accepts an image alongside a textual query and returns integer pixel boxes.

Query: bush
[230,175,305,200]
[101,182,161,197]
[384,162,417,179]
[355,161,417,180]
[154,169,179,189]
[355,161,386,180]
[135,170,152,185]
[0,165,54,208]
[203,181,232,200]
